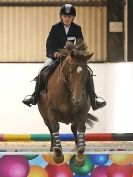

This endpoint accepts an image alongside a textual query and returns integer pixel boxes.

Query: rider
[22,3,106,111]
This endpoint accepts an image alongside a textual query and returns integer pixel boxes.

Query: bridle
[58,56,88,99]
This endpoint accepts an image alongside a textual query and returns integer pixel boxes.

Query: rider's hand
[54,52,58,58]
[54,51,67,59]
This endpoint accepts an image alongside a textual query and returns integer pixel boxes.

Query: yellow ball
[110,154,133,165]
[27,165,48,177]
[43,154,72,165]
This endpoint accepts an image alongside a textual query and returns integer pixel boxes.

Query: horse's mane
[58,39,92,59]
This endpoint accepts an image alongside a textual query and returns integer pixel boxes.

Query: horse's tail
[86,113,99,127]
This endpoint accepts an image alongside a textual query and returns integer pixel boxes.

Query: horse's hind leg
[75,120,86,166]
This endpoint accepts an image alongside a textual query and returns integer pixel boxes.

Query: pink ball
[45,163,73,177]
[108,164,133,177]
[0,155,30,177]
[90,165,108,177]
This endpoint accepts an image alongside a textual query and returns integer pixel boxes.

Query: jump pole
[0,133,133,141]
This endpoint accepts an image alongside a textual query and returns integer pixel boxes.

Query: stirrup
[23,95,32,100]
[96,97,106,102]
[92,97,106,111]
[22,95,34,107]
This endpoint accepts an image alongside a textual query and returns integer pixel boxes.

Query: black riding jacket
[46,21,83,60]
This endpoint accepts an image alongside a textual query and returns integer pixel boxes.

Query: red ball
[108,164,133,177]
[45,163,73,177]
[0,155,30,177]
[90,165,108,177]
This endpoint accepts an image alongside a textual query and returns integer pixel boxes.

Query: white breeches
[38,58,53,74]
[43,57,53,67]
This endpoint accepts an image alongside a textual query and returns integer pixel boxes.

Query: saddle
[35,59,61,93]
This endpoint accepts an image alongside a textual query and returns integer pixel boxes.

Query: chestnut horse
[38,41,98,165]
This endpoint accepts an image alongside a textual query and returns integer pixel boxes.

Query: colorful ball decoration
[43,153,72,165]
[45,163,73,177]
[110,154,133,165]
[108,164,133,177]
[89,154,109,165]
[90,165,108,177]
[73,175,90,177]
[69,155,94,175]
[27,165,48,177]
[28,155,46,167]
[0,155,30,177]
[25,155,39,160]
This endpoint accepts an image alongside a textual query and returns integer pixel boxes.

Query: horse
[38,40,98,165]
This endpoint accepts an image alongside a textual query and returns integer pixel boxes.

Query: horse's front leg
[48,109,64,163]
[71,123,78,150]
[45,122,54,152]
[75,119,86,166]
[77,122,86,152]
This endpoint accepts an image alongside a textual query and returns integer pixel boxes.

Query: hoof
[77,146,85,154]
[75,154,85,166]
[53,154,64,164]
[53,147,64,164]
[75,146,85,166]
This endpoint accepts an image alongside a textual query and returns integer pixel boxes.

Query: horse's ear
[76,40,87,51]
[76,38,83,45]
[64,41,74,51]
[86,52,94,61]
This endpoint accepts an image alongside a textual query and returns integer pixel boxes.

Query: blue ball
[89,154,109,165]
[73,175,90,177]
[29,155,46,167]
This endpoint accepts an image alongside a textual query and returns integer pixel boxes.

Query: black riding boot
[22,63,58,107]
[22,76,41,107]
[86,71,106,111]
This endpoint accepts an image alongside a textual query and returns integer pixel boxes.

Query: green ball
[25,155,39,160]
[69,155,94,175]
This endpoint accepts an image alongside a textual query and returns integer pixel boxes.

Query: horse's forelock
[73,40,89,59]
[65,41,75,51]
[70,48,89,61]
[58,42,75,57]
[59,40,91,60]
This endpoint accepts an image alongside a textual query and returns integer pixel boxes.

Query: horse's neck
[52,57,70,86]
[59,57,70,76]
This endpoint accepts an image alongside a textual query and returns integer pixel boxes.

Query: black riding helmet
[60,4,76,17]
